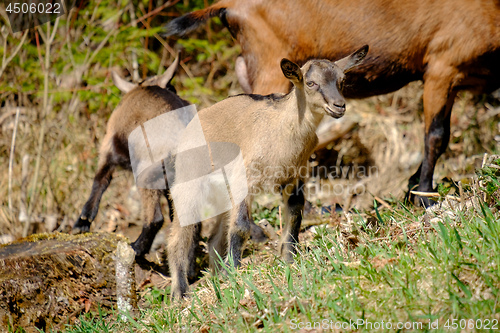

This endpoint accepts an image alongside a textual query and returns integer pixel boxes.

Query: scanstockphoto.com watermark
[291,318,427,331]
[289,318,499,331]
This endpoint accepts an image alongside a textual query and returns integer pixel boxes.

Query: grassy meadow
[0,0,499,332]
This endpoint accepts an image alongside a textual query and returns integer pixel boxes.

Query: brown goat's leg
[168,219,197,299]
[416,68,458,207]
[131,189,164,256]
[208,215,228,272]
[74,161,115,232]
[279,181,305,263]
[226,200,251,268]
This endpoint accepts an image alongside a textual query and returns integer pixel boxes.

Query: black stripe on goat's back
[228,93,287,106]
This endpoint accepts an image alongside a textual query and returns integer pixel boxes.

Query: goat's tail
[163,0,234,37]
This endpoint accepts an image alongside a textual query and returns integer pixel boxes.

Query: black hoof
[72,217,91,234]
[130,239,152,258]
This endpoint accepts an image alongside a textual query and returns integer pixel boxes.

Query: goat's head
[280,45,368,118]
[111,52,181,94]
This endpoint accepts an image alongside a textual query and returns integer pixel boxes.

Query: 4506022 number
[6,1,61,14]
[444,318,498,330]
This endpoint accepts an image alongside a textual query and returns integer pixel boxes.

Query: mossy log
[0,232,137,332]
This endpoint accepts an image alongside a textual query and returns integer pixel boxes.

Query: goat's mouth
[324,104,346,119]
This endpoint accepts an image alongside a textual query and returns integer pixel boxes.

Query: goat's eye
[306,81,316,88]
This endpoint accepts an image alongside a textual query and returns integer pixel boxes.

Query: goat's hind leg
[165,190,201,282]
[187,222,202,282]
[279,181,305,263]
[131,188,164,257]
[74,159,115,233]
[413,64,457,207]
[168,218,198,299]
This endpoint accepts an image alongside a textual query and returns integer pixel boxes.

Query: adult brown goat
[164,0,500,206]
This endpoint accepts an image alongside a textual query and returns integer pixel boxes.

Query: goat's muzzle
[324,103,346,119]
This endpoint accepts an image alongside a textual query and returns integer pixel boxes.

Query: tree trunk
[0,232,137,332]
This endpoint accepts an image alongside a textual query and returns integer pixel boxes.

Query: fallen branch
[315,117,356,151]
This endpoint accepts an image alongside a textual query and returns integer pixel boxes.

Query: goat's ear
[281,58,303,84]
[143,51,181,88]
[111,71,137,93]
[335,45,369,73]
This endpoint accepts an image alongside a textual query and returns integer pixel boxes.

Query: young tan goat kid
[73,56,194,257]
[168,45,368,299]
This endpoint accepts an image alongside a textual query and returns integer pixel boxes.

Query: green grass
[64,191,500,332]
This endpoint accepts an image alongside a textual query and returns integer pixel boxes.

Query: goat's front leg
[226,200,251,268]
[280,180,305,263]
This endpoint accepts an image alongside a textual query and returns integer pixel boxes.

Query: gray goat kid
[168,45,368,299]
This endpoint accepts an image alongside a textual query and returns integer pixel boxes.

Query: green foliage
[65,191,500,332]
[144,286,171,306]
[64,306,122,333]
[252,203,280,227]
[477,159,500,198]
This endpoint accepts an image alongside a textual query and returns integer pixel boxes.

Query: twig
[142,0,154,79]
[35,29,45,72]
[85,28,117,71]
[373,195,393,211]
[19,154,29,224]
[0,31,28,79]
[8,107,20,215]
[481,153,488,168]
[129,0,180,27]
[128,2,140,81]
[410,190,441,198]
